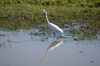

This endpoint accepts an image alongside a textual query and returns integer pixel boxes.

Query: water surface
[0,29,100,66]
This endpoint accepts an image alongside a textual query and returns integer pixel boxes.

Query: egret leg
[54,32,55,38]
[57,32,61,36]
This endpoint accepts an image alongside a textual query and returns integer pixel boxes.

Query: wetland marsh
[0,0,100,66]
[0,23,100,66]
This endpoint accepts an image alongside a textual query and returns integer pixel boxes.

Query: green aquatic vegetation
[0,33,5,36]
[64,21,99,40]
[82,30,98,40]
[0,43,5,47]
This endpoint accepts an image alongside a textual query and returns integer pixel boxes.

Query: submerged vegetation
[0,0,100,39]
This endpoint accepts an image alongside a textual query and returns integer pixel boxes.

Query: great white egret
[42,9,63,37]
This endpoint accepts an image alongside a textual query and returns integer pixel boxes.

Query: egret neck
[45,11,50,24]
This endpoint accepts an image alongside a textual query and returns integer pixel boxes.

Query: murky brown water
[0,29,100,66]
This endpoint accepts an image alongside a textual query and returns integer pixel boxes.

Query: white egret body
[42,9,63,36]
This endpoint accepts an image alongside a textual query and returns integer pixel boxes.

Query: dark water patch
[80,51,84,53]
[0,43,5,47]
[91,61,94,63]
[0,33,5,36]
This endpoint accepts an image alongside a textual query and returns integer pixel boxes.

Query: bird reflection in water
[41,40,63,63]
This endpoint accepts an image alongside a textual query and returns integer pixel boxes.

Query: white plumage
[48,22,63,33]
[42,9,63,35]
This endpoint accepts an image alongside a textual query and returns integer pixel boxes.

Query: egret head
[42,9,46,13]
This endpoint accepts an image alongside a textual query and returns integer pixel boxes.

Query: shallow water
[0,29,100,66]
